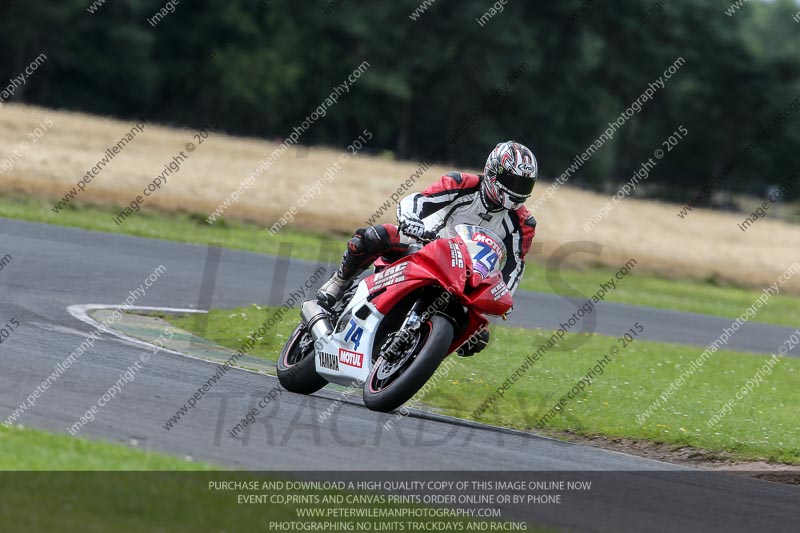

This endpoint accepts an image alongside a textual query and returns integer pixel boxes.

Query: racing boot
[316,236,363,309]
[317,225,393,309]
[316,266,353,309]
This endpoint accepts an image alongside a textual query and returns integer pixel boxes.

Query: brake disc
[376,330,421,380]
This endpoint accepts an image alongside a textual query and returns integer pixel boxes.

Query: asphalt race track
[1,218,797,532]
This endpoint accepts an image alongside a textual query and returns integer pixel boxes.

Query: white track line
[66,304,272,377]
[68,304,206,358]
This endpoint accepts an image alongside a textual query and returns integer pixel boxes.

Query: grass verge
[2,194,799,326]
[165,305,800,465]
[0,426,523,532]
[0,424,213,470]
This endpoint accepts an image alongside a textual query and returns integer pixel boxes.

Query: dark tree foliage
[1,0,798,201]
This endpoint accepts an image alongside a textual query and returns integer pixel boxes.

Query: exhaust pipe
[301,300,333,342]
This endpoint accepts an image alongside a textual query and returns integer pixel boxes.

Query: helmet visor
[497,173,535,198]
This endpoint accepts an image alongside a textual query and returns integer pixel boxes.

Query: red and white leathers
[398,171,536,295]
[317,172,536,310]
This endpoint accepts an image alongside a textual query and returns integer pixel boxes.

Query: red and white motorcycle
[277,224,513,412]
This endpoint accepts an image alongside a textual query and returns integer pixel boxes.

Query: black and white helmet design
[482,141,538,210]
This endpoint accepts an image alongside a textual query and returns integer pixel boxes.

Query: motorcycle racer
[316,141,538,355]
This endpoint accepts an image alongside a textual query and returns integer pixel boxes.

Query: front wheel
[277,324,328,395]
[363,315,454,413]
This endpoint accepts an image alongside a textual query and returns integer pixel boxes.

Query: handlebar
[399,220,438,243]
[418,230,439,243]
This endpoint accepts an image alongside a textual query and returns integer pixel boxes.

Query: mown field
[2,103,800,294]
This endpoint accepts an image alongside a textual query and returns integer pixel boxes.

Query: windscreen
[454,224,507,279]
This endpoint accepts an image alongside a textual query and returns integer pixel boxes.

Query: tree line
[2,0,799,203]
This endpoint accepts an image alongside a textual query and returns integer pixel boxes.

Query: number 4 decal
[344,319,364,350]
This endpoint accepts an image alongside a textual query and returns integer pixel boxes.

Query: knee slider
[363,225,391,253]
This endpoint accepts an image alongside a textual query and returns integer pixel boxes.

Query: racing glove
[399,213,426,240]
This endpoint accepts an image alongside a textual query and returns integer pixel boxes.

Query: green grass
[0,194,343,263]
[448,326,800,465]
[3,194,799,326]
[166,305,800,464]
[165,304,299,358]
[522,262,800,327]
[0,424,214,470]
[0,425,527,532]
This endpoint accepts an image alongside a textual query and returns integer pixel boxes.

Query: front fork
[382,293,450,361]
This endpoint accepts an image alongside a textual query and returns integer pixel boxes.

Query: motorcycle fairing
[367,238,513,354]
[313,281,384,387]
[312,230,513,386]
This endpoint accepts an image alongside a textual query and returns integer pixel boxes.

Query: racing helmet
[482,141,538,210]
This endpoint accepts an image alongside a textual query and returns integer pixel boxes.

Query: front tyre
[363,315,454,413]
[277,324,328,395]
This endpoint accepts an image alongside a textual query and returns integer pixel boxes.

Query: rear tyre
[363,315,453,413]
[277,324,328,395]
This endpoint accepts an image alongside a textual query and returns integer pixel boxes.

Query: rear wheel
[363,315,453,413]
[277,324,328,395]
